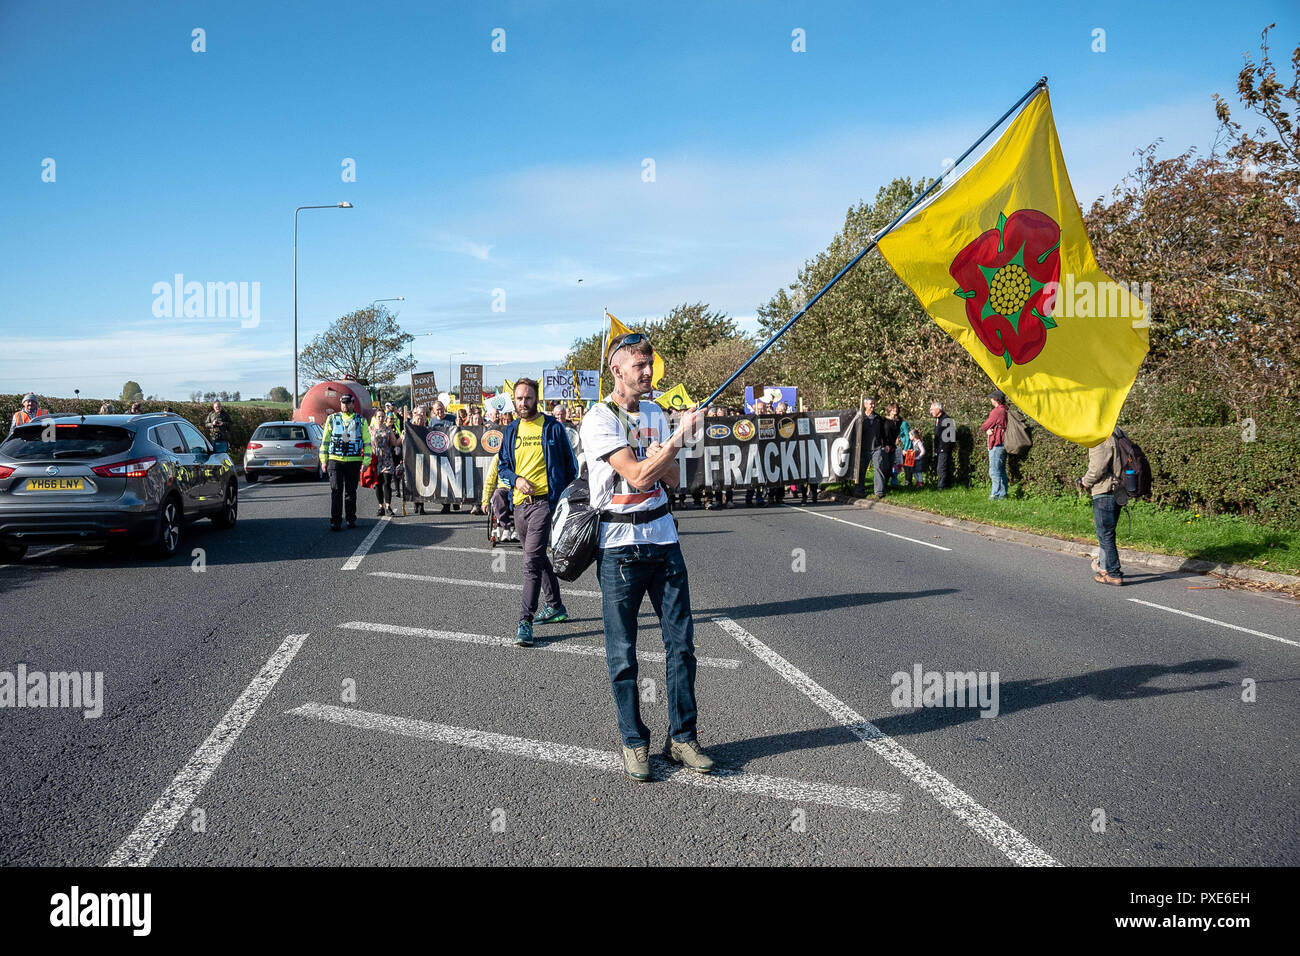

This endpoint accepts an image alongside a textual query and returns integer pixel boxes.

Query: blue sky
[0,0,1289,400]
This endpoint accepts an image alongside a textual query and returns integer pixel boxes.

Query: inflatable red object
[295,377,374,425]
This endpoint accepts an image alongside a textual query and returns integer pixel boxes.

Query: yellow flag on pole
[653,383,694,411]
[606,311,666,389]
[876,90,1148,446]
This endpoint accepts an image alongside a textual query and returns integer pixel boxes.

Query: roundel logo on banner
[706,424,731,440]
[733,420,755,441]
[428,430,451,453]
[481,429,503,453]
[778,417,796,439]
[454,430,478,453]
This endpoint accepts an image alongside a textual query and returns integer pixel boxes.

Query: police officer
[319,393,372,530]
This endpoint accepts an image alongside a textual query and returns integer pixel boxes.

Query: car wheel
[245,471,259,483]
[212,481,238,529]
[0,540,27,564]
[154,497,182,559]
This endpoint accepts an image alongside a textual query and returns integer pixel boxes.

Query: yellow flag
[606,311,666,388]
[877,90,1148,446]
[654,383,694,411]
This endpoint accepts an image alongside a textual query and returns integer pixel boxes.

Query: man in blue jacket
[497,378,579,646]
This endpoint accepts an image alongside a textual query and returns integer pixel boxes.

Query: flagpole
[700,76,1049,409]
[598,307,608,401]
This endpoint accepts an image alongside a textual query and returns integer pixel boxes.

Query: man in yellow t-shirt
[497,378,579,646]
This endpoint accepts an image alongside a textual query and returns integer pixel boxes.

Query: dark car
[0,412,238,562]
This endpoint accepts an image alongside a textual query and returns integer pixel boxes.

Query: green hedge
[928,413,1300,530]
[2,395,290,461]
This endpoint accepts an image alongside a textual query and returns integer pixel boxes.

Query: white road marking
[107,632,310,867]
[370,570,601,598]
[288,702,901,814]
[713,615,1058,867]
[0,543,76,568]
[1127,599,1298,649]
[339,620,741,669]
[383,544,505,555]
[784,503,952,551]
[341,516,391,570]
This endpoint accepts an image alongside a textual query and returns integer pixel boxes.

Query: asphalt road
[1,475,1296,866]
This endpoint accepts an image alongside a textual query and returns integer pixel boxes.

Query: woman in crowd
[371,412,399,517]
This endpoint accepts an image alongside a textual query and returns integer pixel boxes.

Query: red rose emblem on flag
[950,209,1061,368]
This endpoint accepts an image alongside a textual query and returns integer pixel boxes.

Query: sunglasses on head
[609,332,653,360]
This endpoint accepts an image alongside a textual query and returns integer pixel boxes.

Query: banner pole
[699,76,1048,410]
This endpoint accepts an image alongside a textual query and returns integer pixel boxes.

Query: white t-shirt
[579,400,678,548]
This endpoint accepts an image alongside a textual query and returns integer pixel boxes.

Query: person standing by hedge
[1080,427,1129,586]
[982,391,1009,500]
[930,402,956,490]
[205,400,233,454]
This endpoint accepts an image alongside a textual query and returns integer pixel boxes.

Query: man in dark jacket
[497,378,579,646]
[854,397,891,498]
[930,402,956,490]
[205,401,233,453]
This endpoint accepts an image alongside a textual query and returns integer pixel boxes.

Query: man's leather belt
[600,503,670,525]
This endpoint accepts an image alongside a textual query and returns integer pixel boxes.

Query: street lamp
[370,296,404,309]
[293,202,353,413]
[449,351,467,399]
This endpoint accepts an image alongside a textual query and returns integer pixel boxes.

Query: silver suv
[0,412,238,562]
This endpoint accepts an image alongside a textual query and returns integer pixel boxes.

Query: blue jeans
[988,444,1007,498]
[1092,494,1122,576]
[596,542,698,749]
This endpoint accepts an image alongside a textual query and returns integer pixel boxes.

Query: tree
[120,380,144,403]
[1086,24,1299,418]
[190,391,202,402]
[268,386,291,403]
[646,302,740,367]
[299,304,416,386]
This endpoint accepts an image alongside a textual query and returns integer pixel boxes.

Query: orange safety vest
[11,407,49,428]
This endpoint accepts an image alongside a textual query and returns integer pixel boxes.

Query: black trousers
[328,460,362,524]
[935,449,952,490]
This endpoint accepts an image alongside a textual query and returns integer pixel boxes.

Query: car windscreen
[252,426,309,442]
[0,424,135,460]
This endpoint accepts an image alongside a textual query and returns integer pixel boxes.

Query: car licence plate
[25,478,85,491]
[270,460,292,467]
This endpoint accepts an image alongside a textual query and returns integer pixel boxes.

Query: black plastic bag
[550,475,601,581]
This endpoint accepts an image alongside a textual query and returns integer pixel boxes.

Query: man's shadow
[708,658,1239,768]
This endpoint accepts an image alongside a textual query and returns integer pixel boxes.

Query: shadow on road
[866,657,1240,738]
[695,588,959,621]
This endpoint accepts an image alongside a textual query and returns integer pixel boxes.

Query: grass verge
[834,482,1300,577]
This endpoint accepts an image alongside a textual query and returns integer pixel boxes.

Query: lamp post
[293,202,353,414]
[370,296,404,310]
[449,351,467,402]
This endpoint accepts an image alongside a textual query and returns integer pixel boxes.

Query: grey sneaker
[621,744,651,782]
[664,737,714,774]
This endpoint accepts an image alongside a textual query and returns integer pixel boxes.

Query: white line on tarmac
[341,516,391,571]
[0,543,76,569]
[382,544,505,555]
[339,620,741,669]
[784,503,952,551]
[1127,599,1298,649]
[288,702,901,814]
[107,632,310,867]
[369,570,602,598]
[713,615,1058,867]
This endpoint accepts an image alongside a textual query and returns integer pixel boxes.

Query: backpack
[1113,432,1152,499]
[1004,408,1032,456]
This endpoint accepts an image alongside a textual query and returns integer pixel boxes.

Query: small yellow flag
[606,312,666,388]
[654,383,694,411]
[877,89,1148,446]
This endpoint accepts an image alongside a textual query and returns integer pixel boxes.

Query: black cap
[989,389,1006,404]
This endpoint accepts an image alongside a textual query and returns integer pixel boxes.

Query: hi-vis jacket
[320,412,373,466]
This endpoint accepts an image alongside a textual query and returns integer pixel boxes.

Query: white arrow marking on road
[369,570,602,598]
[288,702,902,814]
[1127,599,1298,648]
[784,503,953,551]
[341,516,391,570]
[714,616,1058,867]
[107,632,310,867]
[339,620,741,669]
